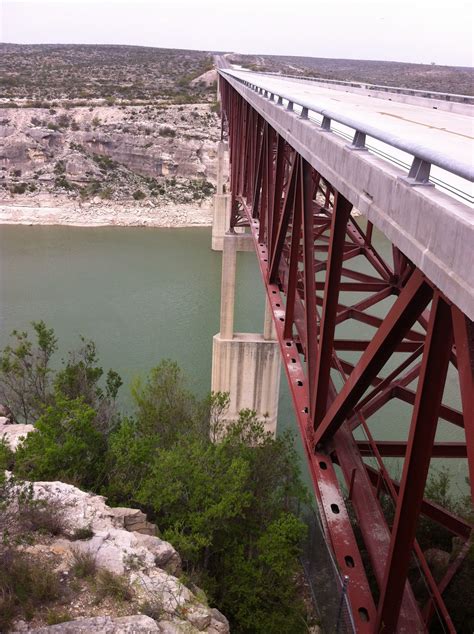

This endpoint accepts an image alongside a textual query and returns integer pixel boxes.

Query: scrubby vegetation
[0,322,313,632]
[0,44,216,104]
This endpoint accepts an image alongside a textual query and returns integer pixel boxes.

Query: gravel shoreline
[0,200,213,228]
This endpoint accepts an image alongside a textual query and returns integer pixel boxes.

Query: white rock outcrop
[10,478,228,633]
[0,421,35,449]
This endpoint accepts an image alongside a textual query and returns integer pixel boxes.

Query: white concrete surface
[211,333,281,435]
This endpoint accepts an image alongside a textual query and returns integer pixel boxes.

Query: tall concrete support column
[212,142,230,251]
[219,232,237,339]
[211,233,281,435]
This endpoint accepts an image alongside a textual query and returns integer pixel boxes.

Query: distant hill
[0,43,215,102]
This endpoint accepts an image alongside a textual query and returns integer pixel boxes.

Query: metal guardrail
[300,504,356,633]
[220,69,474,185]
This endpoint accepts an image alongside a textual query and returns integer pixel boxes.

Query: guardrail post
[300,106,309,119]
[350,130,367,150]
[401,157,434,186]
[321,116,331,130]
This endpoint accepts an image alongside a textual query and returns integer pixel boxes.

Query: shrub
[92,154,116,171]
[15,394,107,489]
[0,321,57,424]
[0,549,61,631]
[158,126,176,138]
[139,599,164,620]
[54,175,74,190]
[95,569,132,601]
[71,549,97,579]
[69,526,94,541]
[46,610,72,625]
[133,190,146,200]
[57,113,70,128]
[54,160,66,175]
[19,496,65,536]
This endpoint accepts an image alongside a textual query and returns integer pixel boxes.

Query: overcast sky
[1,0,473,67]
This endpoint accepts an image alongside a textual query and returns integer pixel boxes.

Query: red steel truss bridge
[217,65,474,633]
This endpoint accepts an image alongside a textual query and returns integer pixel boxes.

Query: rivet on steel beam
[287,101,294,112]
[321,116,331,130]
[300,106,309,119]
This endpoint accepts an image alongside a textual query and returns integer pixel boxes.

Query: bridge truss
[219,75,473,632]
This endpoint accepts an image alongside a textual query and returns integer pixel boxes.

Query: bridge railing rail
[219,69,474,186]
[300,504,356,633]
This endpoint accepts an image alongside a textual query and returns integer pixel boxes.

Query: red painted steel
[219,75,473,633]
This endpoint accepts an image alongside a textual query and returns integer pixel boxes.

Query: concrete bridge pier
[211,141,230,251]
[211,233,281,435]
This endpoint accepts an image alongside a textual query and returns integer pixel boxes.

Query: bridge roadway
[220,67,474,320]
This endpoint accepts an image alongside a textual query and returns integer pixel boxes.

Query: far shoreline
[0,200,214,229]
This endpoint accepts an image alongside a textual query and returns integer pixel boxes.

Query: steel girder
[219,77,473,633]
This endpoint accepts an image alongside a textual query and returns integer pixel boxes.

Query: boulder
[14,615,160,632]
[0,422,35,449]
[424,548,451,581]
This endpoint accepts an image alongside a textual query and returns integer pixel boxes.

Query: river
[0,224,466,493]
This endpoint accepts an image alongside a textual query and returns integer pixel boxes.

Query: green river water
[0,224,467,493]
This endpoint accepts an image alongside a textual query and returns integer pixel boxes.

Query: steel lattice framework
[219,75,473,633]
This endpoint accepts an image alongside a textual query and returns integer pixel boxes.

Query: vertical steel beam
[312,191,352,426]
[376,294,454,632]
[302,159,319,413]
[452,307,474,504]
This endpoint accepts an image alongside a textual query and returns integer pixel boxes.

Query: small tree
[0,322,57,424]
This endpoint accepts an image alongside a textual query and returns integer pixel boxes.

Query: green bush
[15,394,107,489]
[106,361,309,632]
[133,190,146,200]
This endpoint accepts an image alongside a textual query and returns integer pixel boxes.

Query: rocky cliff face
[0,102,221,226]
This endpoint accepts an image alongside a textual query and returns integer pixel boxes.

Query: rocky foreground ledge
[1,425,228,634]
[7,477,228,634]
